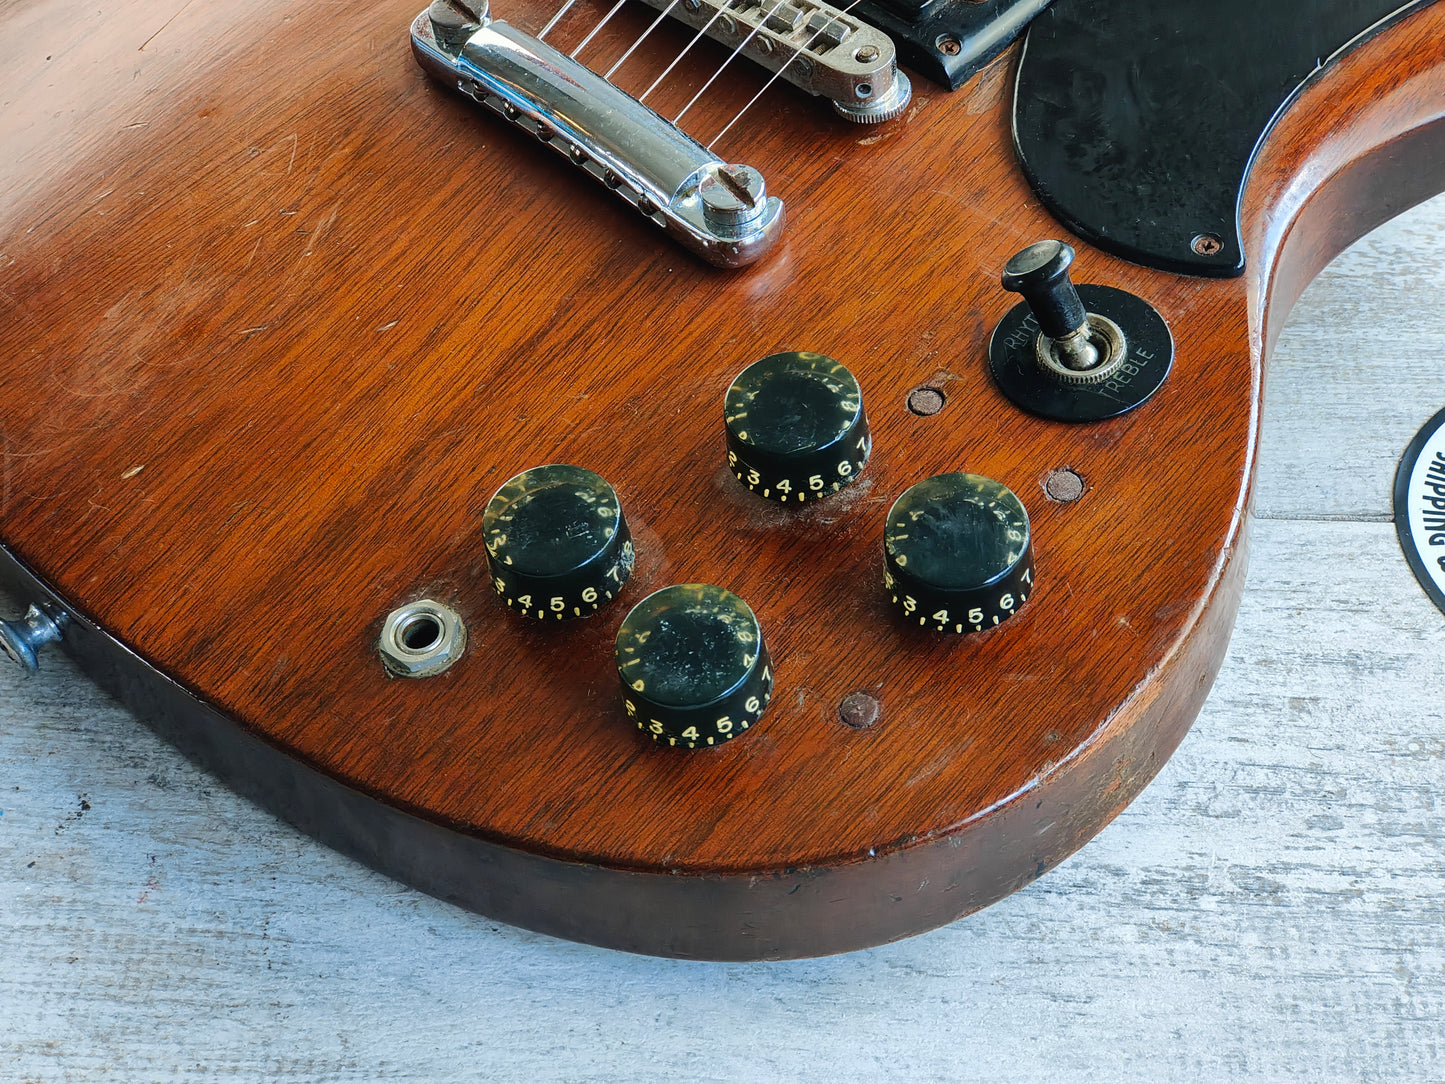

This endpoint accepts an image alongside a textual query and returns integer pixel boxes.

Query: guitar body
[1,0,1441,959]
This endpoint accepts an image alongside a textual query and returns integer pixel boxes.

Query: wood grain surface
[3,0,1442,957]
[2,194,1442,1079]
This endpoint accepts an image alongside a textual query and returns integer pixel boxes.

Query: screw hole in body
[838,692,881,730]
[1043,467,1086,503]
[907,387,946,416]
[399,614,444,652]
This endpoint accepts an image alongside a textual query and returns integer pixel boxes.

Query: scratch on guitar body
[138,0,196,51]
[304,201,343,257]
[1,440,59,518]
[925,190,1021,248]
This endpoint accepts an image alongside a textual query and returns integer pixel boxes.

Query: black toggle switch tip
[1001,240,1089,341]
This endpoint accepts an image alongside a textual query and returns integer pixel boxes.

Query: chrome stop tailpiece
[410,0,908,268]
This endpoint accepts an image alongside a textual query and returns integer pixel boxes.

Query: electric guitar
[1,0,1442,959]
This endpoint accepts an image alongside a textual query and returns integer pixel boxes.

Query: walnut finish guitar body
[1,0,1442,958]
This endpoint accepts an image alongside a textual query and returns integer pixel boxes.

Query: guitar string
[570,0,631,59]
[537,0,580,40]
[538,0,840,140]
[638,3,736,103]
[672,0,794,125]
[709,0,866,148]
[605,0,686,79]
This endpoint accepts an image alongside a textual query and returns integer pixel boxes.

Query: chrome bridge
[411,0,909,267]
[412,0,785,268]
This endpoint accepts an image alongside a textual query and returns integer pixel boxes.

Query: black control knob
[883,473,1034,634]
[724,351,870,503]
[615,584,774,749]
[482,464,634,620]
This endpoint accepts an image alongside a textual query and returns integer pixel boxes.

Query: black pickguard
[856,0,1054,89]
[1012,0,1432,276]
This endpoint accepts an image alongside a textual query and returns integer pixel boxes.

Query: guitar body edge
[0,1,1441,958]
[0,532,1248,959]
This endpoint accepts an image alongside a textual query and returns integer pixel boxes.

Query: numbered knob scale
[725,351,870,503]
[615,584,774,750]
[482,464,634,619]
[883,473,1035,634]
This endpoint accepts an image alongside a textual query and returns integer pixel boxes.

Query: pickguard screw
[1191,233,1223,256]
[936,35,961,56]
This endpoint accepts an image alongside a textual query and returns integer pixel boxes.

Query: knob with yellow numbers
[482,464,635,620]
[724,351,871,503]
[883,473,1035,634]
[615,584,774,749]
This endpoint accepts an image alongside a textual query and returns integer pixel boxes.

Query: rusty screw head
[936,35,961,56]
[699,164,767,238]
[1191,233,1224,257]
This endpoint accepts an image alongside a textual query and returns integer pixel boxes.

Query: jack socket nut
[379,599,467,678]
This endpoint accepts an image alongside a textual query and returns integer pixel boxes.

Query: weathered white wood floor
[3,196,1444,1082]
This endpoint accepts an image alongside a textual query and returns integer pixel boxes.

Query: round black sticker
[1393,406,1445,617]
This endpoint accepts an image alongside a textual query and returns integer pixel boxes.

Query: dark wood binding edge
[0,530,1248,959]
